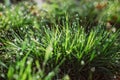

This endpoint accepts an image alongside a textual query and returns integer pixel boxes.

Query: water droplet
[1,74,5,78]
[91,67,95,72]
[98,52,100,55]
[36,75,40,79]
[114,75,116,79]
[20,27,23,30]
[13,74,18,79]
[81,60,85,65]
[27,60,31,65]
[20,52,23,55]
[111,27,116,32]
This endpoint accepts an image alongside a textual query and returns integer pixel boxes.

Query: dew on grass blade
[19,52,23,56]
[98,51,100,55]
[81,60,85,65]
[1,73,5,78]
[20,27,23,30]
[44,44,53,63]
[90,67,95,72]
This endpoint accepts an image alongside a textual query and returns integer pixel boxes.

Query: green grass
[0,0,120,80]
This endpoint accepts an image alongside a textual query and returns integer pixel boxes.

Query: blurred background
[0,0,120,30]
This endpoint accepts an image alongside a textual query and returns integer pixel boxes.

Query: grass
[0,0,120,80]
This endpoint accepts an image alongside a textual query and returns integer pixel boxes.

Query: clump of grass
[0,0,120,80]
